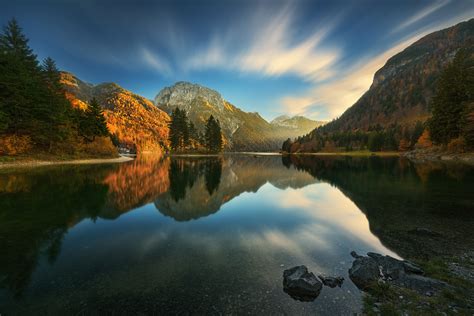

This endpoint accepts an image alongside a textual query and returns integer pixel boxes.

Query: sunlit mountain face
[1,155,473,314]
[1,0,472,121]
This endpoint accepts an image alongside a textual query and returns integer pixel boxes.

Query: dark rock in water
[348,254,381,289]
[349,251,449,295]
[283,265,322,301]
[318,275,344,288]
[350,251,362,259]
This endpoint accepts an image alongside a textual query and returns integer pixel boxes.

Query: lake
[1,155,473,315]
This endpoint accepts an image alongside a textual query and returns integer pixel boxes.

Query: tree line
[168,107,223,153]
[283,46,474,153]
[283,122,425,153]
[0,18,111,156]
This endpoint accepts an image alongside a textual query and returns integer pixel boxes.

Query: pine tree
[0,18,42,136]
[428,48,471,144]
[40,57,75,146]
[464,103,474,149]
[282,138,293,153]
[204,115,223,152]
[78,98,109,142]
[168,108,181,150]
[168,107,190,151]
[188,121,199,148]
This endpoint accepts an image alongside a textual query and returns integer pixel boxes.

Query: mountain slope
[154,82,323,151]
[61,72,170,153]
[271,115,325,130]
[320,18,473,134]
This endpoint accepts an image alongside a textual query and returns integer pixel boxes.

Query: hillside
[285,18,474,153]
[61,72,170,154]
[322,18,473,132]
[154,82,324,151]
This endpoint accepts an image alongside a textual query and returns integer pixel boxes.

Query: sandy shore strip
[0,156,134,170]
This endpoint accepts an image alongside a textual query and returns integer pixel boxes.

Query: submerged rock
[318,275,344,288]
[283,265,322,301]
[349,251,448,295]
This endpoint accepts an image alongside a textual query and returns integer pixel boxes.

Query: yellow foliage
[447,137,466,153]
[0,135,32,155]
[80,137,118,157]
[415,129,433,149]
[65,92,88,110]
[398,139,411,151]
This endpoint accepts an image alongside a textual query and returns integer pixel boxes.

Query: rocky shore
[0,156,133,170]
[403,148,474,166]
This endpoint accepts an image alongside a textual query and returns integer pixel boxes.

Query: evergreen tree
[40,56,75,146]
[464,103,474,149]
[0,18,42,136]
[188,121,199,148]
[167,107,190,151]
[282,138,293,152]
[205,115,223,152]
[168,108,181,150]
[78,98,109,142]
[428,48,472,144]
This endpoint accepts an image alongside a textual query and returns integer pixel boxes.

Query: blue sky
[1,0,473,121]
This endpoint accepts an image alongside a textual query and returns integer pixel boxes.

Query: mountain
[154,82,324,151]
[304,18,474,137]
[271,115,325,130]
[61,72,170,153]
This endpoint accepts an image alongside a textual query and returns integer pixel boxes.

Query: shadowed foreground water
[1,155,473,315]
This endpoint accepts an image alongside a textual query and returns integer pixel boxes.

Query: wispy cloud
[280,9,474,121]
[281,34,424,119]
[135,0,472,121]
[140,47,172,76]
[391,0,451,34]
[182,4,341,83]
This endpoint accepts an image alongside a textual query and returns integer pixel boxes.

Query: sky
[1,0,473,121]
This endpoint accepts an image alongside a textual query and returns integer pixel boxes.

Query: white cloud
[391,0,451,34]
[280,10,474,120]
[182,4,340,83]
[141,47,172,75]
[281,34,423,119]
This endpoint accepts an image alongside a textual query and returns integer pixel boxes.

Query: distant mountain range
[61,75,324,152]
[155,81,325,151]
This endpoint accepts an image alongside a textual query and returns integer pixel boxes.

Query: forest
[168,108,223,153]
[0,19,115,157]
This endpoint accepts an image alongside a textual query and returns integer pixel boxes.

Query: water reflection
[0,155,473,314]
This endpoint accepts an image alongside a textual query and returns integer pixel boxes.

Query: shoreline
[403,149,474,166]
[282,151,400,157]
[0,156,134,170]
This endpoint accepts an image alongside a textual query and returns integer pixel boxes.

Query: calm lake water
[1,155,473,315]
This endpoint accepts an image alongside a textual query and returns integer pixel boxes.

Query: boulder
[283,265,322,301]
[318,275,344,288]
[349,251,448,295]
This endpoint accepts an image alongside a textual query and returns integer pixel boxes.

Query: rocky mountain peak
[154,81,226,113]
[271,115,291,124]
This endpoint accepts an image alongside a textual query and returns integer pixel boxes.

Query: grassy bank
[363,255,474,315]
